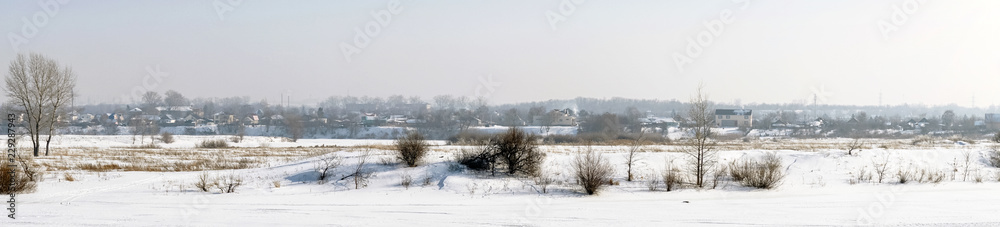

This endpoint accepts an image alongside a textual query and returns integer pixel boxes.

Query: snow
[5,136,1000,226]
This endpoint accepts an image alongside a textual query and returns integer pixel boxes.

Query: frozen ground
[5,135,1000,226]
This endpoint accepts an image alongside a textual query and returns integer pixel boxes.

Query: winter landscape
[4,1,1000,227]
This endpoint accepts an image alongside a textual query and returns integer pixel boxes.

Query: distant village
[19,98,1000,140]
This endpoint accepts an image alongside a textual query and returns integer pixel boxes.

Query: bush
[194,172,215,192]
[395,132,429,167]
[315,154,343,182]
[573,148,614,195]
[645,172,661,191]
[456,128,545,176]
[493,128,545,176]
[728,153,785,189]
[989,148,1000,168]
[897,168,912,184]
[0,157,37,193]
[456,145,493,172]
[662,162,682,192]
[400,174,413,189]
[198,139,229,148]
[161,132,174,144]
[217,173,244,193]
[994,132,1000,143]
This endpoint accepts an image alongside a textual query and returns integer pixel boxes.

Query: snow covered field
[5,136,1000,226]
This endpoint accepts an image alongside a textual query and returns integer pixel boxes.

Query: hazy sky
[2,0,998,107]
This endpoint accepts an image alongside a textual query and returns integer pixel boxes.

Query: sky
[1,0,998,108]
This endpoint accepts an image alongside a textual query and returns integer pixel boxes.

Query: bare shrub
[711,165,726,189]
[217,173,244,193]
[845,138,865,155]
[194,172,215,192]
[493,128,545,176]
[662,158,682,192]
[63,172,75,182]
[645,172,661,191]
[573,147,614,195]
[395,132,429,167]
[993,132,1000,143]
[422,175,433,187]
[161,132,175,144]
[728,153,785,189]
[197,139,229,149]
[456,144,493,172]
[0,158,37,193]
[871,154,890,183]
[850,166,872,185]
[897,167,912,184]
[400,174,413,189]
[456,128,545,176]
[315,153,343,182]
[534,168,555,193]
[988,147,1000,168]
[351,148,373,189]
[962,151,973,182]
[272,180,281,188]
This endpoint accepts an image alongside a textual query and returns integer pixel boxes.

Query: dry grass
[34,146,354,172]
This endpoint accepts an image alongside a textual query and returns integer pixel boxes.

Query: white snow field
[5,135,1000,226]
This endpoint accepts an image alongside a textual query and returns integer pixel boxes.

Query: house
[213,112,236,125]
[770,119,789,129]
[361,113,385,126]
[157,106,194,118]
[715,109,752,128]
[640,116,679,128]
[986,113,1000,130]
[533,109,577,126]
[244,114,259,125]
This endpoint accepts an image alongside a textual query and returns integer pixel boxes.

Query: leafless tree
[164,90,189,106]
[846,137,865,155]
[4,53,76,156]
[284,113,304,142]
[140,91,162,115]
[353,148,373,189]
[315,152,343,182]
[624,134,643,181]
[681,84,716,188]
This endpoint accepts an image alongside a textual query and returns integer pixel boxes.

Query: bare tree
[624,134,643,181]
[315,152,343,182]
[164,90,189,107]
[284,113,304,142]
[846,137,865,155]
[681,84,716,188]
[140,91,162,114]
[872,153,890,184]
[352,148,373,189]
[4,53,76,156]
